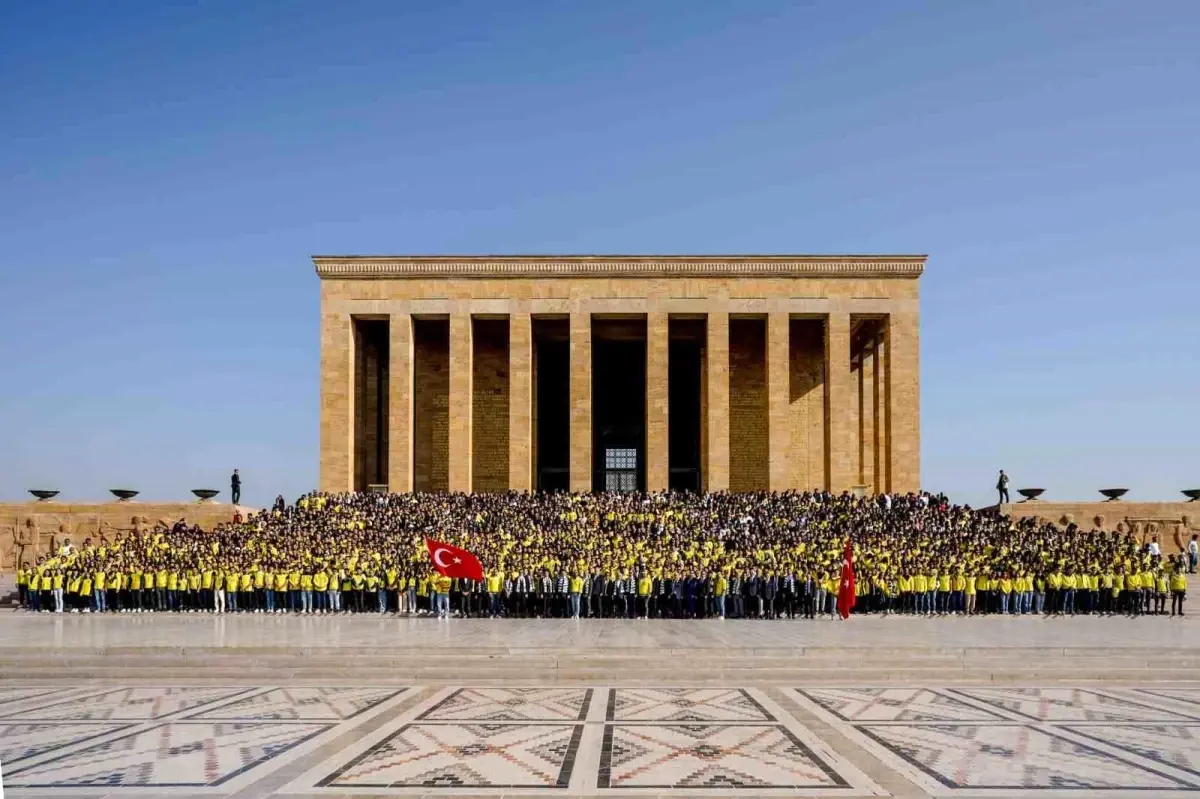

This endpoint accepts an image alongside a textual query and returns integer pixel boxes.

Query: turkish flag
[425,538,484,582]
[836,538,856,620]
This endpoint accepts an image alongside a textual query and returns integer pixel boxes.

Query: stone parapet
[0,502,248,572]
[1000,500,1200,554]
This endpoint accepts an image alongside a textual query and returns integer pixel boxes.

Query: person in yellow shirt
[1170,557,1188,616]
[433,572,452,618]
[289,570,303,613]
[964,573,977,616]
[314,570,329,613]
[225,569,241,613]
[486,570,504,618]
[93,568,107,613]
[213,567,227,613]
[253,568,266,613]
[912,572,929,616]
[385,566,399,614]
[16,565,29,609]
[1154,569,1169,616]
[329,568,344,614]
[417,574,430,615]
[1125,570,1142,616]
[568,572,585,619]
[155,567,169,612]
[714,572,728,619]
[636,573,653,619]
[52,568,66,613]
[300,572,314,614]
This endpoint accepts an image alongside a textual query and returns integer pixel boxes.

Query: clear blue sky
[2,1,1197,508]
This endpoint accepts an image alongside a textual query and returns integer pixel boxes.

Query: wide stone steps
[5,647,1196,683]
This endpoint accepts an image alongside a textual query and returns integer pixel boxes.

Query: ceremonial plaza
[2,255,1199,798]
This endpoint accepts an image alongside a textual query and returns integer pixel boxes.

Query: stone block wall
[472,319,510,492]
[1,503,248,571]
[729,317,768,491]
[413,319,449,492]
[1000,500,1200,554]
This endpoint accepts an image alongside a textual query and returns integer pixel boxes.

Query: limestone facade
[1000,500,1200,555]
[315,254,925,495]
[0,502,246,571]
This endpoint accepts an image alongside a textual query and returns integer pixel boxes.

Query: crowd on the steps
[14,490,1193,618]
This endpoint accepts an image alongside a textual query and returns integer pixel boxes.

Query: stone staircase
[2,644,1198,683]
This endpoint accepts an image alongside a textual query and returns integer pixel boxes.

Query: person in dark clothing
[744,571,762,618]
[231,470,242,505]
[996,469,1009,505]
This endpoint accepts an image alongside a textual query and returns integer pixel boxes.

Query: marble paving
[3,683,1200,797]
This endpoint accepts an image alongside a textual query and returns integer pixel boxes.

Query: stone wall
[413,319,450,492]
[729,318,768,491]
[0,502,248,572]
[1000,500,1200,554]
[472,319,510,492]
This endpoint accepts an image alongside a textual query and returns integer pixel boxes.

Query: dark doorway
[592,318,647,492]
[353,318,389,492]
[533,318,569,491]
[668,318,704,492]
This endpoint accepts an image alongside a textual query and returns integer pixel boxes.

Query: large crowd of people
[14,490,1191,619]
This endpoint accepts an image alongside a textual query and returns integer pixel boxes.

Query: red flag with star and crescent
[836,537,856,620]
[425,538,484,582]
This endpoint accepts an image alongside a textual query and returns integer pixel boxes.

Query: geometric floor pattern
[947,686,1200,722]
[320,723,584,788]
[608,687,775,722]
[417,687,591,722]
[599,723,847,788]
[186,686,405,721]
[1062,723,1200,780]
[856,723,1192,790]
[0,685,253,721]
[3,683,1200,796]
[799,687,1005,722]
[3,721,331,788]
[0,721,136,767]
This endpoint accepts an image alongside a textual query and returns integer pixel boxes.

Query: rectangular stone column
[874,327,890,492]
[888,313,920,493]
[319,313,353,493]
[388,312,413,493]
[705,311,729,492]
[509,312,533,492]
[859,331,877,493]
[448,313,472,492]
[646,312,669,492]
[825,313,854,493]
[569,312,592,493]
[767,312,790,491]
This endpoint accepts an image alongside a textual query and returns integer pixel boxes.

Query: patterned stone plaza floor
[4,682,1200,798]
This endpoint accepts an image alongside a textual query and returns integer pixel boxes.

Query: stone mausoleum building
[315,255,923,496]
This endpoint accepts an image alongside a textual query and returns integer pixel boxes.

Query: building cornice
[311,254,926,280]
